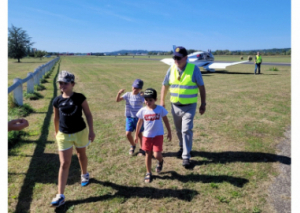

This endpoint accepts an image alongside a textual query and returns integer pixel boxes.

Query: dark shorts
[142,135,163,152]
[125,117,144,132]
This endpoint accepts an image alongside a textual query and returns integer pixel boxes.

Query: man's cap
[132,79,144,89]
[144,88,157,99]
[57,70,75,83]
[173,46,188,58]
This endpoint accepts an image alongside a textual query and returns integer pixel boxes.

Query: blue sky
[7,0,291,53]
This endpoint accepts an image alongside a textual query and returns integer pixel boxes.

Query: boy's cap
[144,88,157,99]
[173,46,188,58]
[132,79,143,89]
[57,70,75,83]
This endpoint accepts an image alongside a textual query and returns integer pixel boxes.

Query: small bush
[40,78,48,83]
[8,130,27,147]
[35,84,46,91]
[8,103,35,118]
[268,67,279,71]
[240,56,243,60]
[23,91,44,100]
[248,56,253,61]
[8,94,17,108]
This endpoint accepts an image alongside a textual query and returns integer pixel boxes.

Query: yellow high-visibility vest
[256,55,262,63]
[169,63,198,104]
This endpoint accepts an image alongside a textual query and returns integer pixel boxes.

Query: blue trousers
[254,63,261,74]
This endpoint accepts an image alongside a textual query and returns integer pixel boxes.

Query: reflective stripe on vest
[256,55,262,63]
[169,63,198,104]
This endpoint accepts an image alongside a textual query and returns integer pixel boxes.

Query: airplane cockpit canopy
[189,52,214,61]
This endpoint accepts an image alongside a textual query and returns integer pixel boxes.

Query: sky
[7,0,292,53]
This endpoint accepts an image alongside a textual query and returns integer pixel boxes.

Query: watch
[201,103,206,106]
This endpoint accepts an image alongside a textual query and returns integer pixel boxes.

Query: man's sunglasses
[173,56,183,61]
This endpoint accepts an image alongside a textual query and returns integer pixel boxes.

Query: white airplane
[160,45,249,72]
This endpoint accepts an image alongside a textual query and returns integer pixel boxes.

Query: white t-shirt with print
[136,105,168,138]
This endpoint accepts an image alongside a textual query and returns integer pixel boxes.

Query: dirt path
[268,126,291,213]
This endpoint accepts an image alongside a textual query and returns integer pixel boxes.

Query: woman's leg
[58,148,73,194]
[76,147,88,175]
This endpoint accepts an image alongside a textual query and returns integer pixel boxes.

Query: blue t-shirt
[122,92,144,117]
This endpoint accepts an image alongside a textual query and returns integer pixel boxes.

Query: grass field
[8,56,291,213]
[8,57,55,87]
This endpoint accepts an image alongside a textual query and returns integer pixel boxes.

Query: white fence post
[13,78,23,106]
[34,68,39,85]
[27,73,34,93]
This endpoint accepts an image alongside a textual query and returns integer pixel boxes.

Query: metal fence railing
[8,57,60,106]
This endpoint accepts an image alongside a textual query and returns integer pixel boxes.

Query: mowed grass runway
[8,56,291,213]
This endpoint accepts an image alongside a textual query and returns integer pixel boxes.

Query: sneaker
[81,173,90,187]
[50,194,65,208]
[177,148,183,158]
[182,159,191,168]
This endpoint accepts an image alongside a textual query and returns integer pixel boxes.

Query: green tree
[8,25,34,62]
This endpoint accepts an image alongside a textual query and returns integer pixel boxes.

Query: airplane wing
[207,60,249,69]
[161,58,174,66]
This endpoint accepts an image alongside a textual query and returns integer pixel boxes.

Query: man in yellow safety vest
[254,52,262,75]
[160,46,206,168]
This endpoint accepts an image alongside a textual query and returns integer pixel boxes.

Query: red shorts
[142,135,163,152]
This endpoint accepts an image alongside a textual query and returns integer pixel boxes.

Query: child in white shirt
[135,88,172,183]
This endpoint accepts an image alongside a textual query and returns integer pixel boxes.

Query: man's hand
[199,104,206,115]
[167,132,172,141]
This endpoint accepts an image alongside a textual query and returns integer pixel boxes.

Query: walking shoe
[81,173,90,187]
[182,159,191,168]
[50,194,65,208]
[137,148,146,156]
[177,148,183,158]
[156,159,164,173]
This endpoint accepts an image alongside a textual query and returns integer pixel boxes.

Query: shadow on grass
[14,61,72,213]
[54,178,199,213]
[163,151,291,165]
[157,171,248,188]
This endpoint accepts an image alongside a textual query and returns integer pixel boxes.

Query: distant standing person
[135,88,172,183]
[254,52,262,75]
[51,71,95,208]
[116,79,145,156]
[160,46,206,168]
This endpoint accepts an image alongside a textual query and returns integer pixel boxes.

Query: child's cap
[132,79,143,89]
[57,70,75,83]
[144,88,157,99]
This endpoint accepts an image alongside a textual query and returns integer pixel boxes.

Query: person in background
[254,52,262,75]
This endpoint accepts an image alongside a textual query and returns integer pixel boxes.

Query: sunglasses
[58,82,70,85]
[173,56,183,61]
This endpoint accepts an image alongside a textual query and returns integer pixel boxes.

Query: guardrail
[8,57,60,106]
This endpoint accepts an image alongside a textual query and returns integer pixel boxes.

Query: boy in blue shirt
[116,79,145,156]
